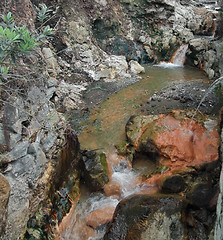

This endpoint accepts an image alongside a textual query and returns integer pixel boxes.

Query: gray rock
[11,154,35,177]
[27,86,46,105]
[214,130,223,240]
[9,141,29,161]
[46,87,56,99]
[4,171,30,240]
[40,132,57,152]
[42,47,61,75]
[47,77,58,88]
[0,123,6,145]
[189,38,209,52]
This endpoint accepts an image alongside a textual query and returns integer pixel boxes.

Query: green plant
[35,3,59,23]
[0,7,56,81]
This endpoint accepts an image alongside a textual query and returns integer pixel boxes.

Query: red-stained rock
[126,111,220,170]
[104,181,122,198]
[85,206,116,229]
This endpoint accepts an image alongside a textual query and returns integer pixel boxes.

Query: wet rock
[187,183,214,208]
[104,181,122,198]
[215,131,223,240]
[186,207,214,240]
[104,194,186,240]
[126,111,219,169]
[86,206,116,229]
[129,60,145,74]
[161,175,186,194]
[82,151,109,190]
[0,174,10,236]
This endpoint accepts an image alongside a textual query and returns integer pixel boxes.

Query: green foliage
[35,3,59,23]
[0,4,57,81]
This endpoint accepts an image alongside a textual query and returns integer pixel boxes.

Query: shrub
[0,6,56,82]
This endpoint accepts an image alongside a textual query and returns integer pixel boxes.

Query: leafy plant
[35,3,59,23]
[0,6,56,81]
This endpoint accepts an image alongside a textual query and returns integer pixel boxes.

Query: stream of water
[59,64,210,240]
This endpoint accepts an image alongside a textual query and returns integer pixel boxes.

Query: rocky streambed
[1,0,223,239]
[56,64,222,240]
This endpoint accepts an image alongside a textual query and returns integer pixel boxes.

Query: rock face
[0,76,82,239]
[53,0,220,81]
[0,174,10,236]
[104,194,186,240]
[0,0,222,239]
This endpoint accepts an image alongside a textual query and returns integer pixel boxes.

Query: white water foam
[154,62,183,68]
[112,165,141,198]
[155,44,188,68]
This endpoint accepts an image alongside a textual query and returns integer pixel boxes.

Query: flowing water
[59,64,210,240]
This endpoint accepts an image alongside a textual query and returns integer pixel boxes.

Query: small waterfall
[171,44,188,66]
[155,44,188,68]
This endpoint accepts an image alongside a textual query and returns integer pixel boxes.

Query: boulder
[129,60,145,74]
[126,111,219,169]
[104,181,122,198]
[94,55,131,82]
[85,206,115,229]
[104,194,186,240]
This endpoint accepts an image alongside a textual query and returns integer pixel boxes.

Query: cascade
[170,44,188,66]
[156,44,188,68]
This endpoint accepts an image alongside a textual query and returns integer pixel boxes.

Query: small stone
[104,181,122,198]
[47,77,58,88]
